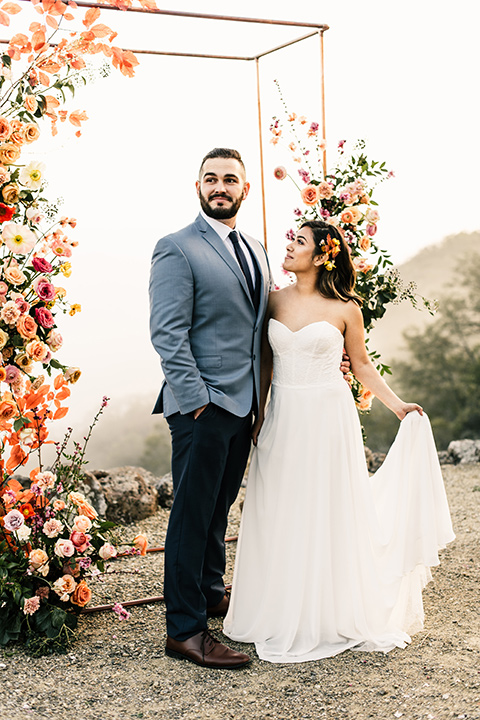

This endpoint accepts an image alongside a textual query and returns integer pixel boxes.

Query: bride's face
[283,227,324,273]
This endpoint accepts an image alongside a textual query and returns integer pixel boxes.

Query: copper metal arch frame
[14,1,329,250]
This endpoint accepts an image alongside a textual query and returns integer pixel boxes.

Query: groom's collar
[200,209,236,242]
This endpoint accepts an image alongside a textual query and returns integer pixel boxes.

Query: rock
[447,439,480,464]
[364,447,386,473]
[77,470,108,517]
[154,472,174,509]
[437,450,455,465]
[91,466,159,523]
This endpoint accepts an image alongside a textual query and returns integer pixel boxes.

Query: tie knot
[229,230,240,244]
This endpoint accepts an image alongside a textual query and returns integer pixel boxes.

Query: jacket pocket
[196,355,222,369]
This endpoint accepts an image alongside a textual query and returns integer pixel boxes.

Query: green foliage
[393,255,480,449]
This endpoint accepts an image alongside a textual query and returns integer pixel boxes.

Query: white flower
[19,161,46,190]
[42,519,64,538]
[14,524,32,542]
[26,206,44,224]
[99,543,117,560]
[2,222,37,255]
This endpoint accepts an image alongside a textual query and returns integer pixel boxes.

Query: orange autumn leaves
[0,374,70,474]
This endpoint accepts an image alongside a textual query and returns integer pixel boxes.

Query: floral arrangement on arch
[0,0,150,653]
[270,83,436,411]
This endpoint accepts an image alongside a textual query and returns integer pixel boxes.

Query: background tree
[363,254,480,451]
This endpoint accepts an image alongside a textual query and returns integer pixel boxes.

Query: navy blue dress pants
[164,403,252,641]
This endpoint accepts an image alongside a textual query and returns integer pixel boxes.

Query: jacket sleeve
[149,236,210,414]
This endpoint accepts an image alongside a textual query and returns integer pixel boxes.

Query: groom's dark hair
[199,148,245,176]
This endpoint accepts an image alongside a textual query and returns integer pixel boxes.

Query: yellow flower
[69,303,81,316]
[55,287,66,299]
[59,262,72,277]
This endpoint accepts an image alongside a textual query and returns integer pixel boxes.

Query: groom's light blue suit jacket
[149,214,272,418]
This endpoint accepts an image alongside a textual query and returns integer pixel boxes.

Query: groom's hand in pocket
[193,404,208,419]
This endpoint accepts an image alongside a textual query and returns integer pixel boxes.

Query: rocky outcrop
[364,447,386,474]
[86,467,159,523]
[446,439,480,465]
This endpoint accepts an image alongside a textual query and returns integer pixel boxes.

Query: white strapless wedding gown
[223,319,455,663]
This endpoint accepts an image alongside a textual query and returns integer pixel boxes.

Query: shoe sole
[165,646,250,669]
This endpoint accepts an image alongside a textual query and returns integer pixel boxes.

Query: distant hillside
[369,230,480,363]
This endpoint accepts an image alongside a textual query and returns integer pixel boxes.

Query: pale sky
[9,0,479,428]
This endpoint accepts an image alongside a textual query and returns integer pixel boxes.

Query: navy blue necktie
[229,230,255,301]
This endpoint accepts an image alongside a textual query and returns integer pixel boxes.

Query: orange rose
[78,501,97,520]
[0,143,21,165]
[2,183,20,204]
[133,534,148,556]
[0,117,11,142]
[0,367,6,382]
[24,123,40,144]
[17,315,38,340]
[9,121,25,146]
[300,184,320,206]
[71,580,92,607]
[340,208,354,224]
[0,396,17,421]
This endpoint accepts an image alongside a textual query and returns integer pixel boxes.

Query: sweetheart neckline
[269,318,344,339]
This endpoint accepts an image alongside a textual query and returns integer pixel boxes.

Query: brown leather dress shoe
[207,590,230,618]
[165,629,250,669]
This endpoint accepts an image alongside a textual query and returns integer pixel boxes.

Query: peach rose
[53,574,77,600]
[68,491,98,519]
[53,499,66,511]
[366,208,380,224]
[24,95,38,113]
[340,208,354,224]
[0,165,10,184]
[133,534,148,556]
[2,183,20,204]
[358,389,374,412]
[317,181,334,200]
[0,300,21,326]
[0,116,11,141]
[25,339,50,362]
[24,123,40,144]
[0,143,21,165]
[0,328,9,349]
[71,580,92,607]
[359,235,371,252]
[4,266,26,286]
[300,184,320,206]
[64,366,81,384]
[15,352,33,373]
[9,121,25,146]
[29,548,49,570]
[73,515,92,533]
[16,315,37,340]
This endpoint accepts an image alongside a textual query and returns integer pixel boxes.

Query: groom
[149,148,272,668]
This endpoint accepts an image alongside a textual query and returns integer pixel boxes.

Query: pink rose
[70,531,90,554]
[34,279,56,301]
[99,542,117,560]
[31,256,53,273]
[34,306,55,328]
[366,224,377,237]
[47,330,63,351]
[273,166,287,180]
[73,515,92,533]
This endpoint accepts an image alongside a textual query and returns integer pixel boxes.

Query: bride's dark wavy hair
[300,220,363,306]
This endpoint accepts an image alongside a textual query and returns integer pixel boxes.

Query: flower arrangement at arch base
[0,0,151,654]
[270,84,437,412]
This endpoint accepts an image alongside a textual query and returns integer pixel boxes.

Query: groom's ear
[242,182,250,200]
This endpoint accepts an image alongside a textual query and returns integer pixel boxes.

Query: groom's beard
[199,189,244,220]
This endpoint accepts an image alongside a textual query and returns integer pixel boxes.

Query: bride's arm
[251,295,275,445]
[343,301,423,421]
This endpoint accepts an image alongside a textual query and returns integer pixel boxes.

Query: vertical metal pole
[255,56,268,250]
[319,29,327,178]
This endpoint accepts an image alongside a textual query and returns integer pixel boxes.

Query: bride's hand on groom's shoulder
[251,416,264,446]
[396,402,423,421]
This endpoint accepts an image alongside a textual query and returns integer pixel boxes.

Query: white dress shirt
[200,209,256,288]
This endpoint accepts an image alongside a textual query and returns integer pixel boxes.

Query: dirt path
[1,464,479,720]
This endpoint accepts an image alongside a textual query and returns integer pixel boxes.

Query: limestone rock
[447,439,480,465]
[90,466,159,523]
[364,447,386,474]
[154,472,174,509]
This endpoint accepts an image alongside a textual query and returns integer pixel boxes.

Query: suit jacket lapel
[195,215,254,305]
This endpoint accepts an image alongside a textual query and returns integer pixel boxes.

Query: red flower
[19,503,35,520]
[0,203,15,223]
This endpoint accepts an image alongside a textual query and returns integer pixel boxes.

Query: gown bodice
[268,319,345,388]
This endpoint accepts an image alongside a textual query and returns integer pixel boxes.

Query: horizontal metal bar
[255,30,320,59]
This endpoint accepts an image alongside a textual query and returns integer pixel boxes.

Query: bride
[223,220,455,663]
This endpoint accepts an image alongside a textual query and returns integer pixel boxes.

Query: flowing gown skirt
[223,320,455,663]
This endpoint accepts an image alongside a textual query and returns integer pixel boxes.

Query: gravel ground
[0,464,479,720]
